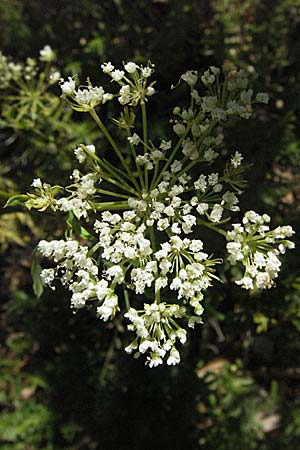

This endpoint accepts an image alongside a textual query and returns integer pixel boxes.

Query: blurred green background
[0,1,300,448]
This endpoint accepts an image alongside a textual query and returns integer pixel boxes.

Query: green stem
[84,144,137,193]
[89,108,139,188]
[196,218,227,236]
[152,119,196,189]
[92,201,129,211]
[100,331,117,385]
[96,188,129,199]
[155,284,161,304]
[124,288,130,311]
[126,129,145,190]
[149,225,157,252]
[170,159,196,186]
[141,102,148,189]
[101,159,139,194]
[104,156,141,193]
[100,173,138,196]
[88,241,102,257]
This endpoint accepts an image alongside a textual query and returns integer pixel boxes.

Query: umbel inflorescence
[17,55,295,367]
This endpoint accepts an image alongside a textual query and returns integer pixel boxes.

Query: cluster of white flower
[101,61,155,106]
[38,240,99,308]
[60,77,76,96]
[29,165,99,219]
[39,45,56,62]
[172,66,269,139]
[0,52,23,88]
[60,78,113,110]
[94,209,220,317]
[74,86,113,108]
[0,46,61,96]
[94,211,152,264]
[74,144,96,164]
[38,239,119,320]
[124,303,189,367]
[55,170,98,219]
[21,62,294,367]
[127,176,197,233]
[155,236,218,316]
[126,150,242,232]
[226,210,295,289]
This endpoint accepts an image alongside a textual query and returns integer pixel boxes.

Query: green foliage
[197,360,276,449]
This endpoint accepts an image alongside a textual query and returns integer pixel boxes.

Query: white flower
[56,198,92,219]
[124,62,138,73]
[240,89,253,104]
[167,348,180,365]
[148,354,163,368]
[74,86,105,107]
[204,149,218,162]
[160,140,172,151]
[171,222,181,234]
[209,204,223,222]
[139,340,155,353]
[253,252,266,268]
[173,122,186,136]
[236,276,254,290]
[181,70,198,87]
[201,69,215,85]
[60,77,76,95]
[141,66,153,78]
[39,45,55,62]
[111,69,125,81]
[49,71,60,82]
[97,294,118,321]
[202,96,217,112]
[74,146,86,163]
[101,62,114,73]
[189,239,203,252]
[177,329,187,344]
[125,342,138,354]
[146,86,155,96]
[118,84,131,104]
[196,203,209,215]
[127,133,140,145]
[231,151,243,168]
[106,265,124,283]
[256,272,273,289]
[164,205,175,217]
[256,93,269,104]
[208,173,219,186]
[227,242,244,262]
[222,191,239,211]
[40,268,55,286]
[95,279,110,300]
[31,178,43,189]
[182,139,198,159]
[103,93,114,103]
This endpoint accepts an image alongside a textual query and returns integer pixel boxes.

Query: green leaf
[65,211,74,239]
[65,211,94,240]
[31,253,44,299]
[5,194,28,208]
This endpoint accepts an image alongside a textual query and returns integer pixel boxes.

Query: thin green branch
[89,108,139,190]
[92,201,129,211]
[196,218,227,236]
[141,101,148,189]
